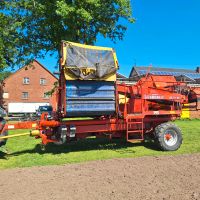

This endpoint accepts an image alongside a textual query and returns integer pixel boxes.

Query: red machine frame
[1,42,199,151]
[4,73,195,147]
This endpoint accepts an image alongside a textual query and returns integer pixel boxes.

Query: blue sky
[38,0,200,77]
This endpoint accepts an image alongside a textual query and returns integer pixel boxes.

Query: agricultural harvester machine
[0,41,199,151]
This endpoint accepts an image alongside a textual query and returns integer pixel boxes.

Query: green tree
[0,12,22,70]
[0,71,11,82]
[0,70,12,107]
[1,0,134,68]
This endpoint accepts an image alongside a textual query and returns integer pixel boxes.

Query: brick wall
[3,60,58,111]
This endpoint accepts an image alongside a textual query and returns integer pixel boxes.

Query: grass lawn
[0,119,200,169]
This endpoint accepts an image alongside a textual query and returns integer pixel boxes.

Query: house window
[40,78,46,85]
[23,77,30,84]
[3,92,9,99]
[22,92,29,99]
[43,92,50,99]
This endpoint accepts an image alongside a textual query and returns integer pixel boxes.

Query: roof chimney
[196,67,200,73]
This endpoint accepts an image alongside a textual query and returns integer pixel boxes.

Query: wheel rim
[164,129,178,146]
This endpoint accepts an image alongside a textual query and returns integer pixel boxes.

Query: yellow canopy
[61,41,118,81]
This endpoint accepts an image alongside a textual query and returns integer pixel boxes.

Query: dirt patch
[0,154,200,200]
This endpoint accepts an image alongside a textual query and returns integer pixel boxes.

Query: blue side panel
[66,81,116,117]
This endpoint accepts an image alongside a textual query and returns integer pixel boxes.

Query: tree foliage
[0,71,12,82]
[0,12,21,69]
[0,0,134,69]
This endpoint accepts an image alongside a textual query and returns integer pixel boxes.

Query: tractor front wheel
[154,123,183,151]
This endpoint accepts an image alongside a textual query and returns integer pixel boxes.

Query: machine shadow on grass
[0,151,8,159]
[9,138,160,157]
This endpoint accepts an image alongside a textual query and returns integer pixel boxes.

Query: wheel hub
[165,133,172,140]
[164,129,178,146]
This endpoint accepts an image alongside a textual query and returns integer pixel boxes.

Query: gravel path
[0,154,200,200]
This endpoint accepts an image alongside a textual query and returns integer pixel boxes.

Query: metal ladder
[126,115,144,142]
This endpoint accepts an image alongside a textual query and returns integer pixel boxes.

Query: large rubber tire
[154,123,182,151]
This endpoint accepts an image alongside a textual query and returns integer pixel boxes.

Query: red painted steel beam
[5,121,38,130]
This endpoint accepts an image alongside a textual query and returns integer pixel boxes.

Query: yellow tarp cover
[61,41,118,81]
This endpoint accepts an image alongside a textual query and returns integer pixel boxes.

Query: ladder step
[127,122,143,124]
[127,130,143,133]
[126,115,143,119]
[126,115,144,142]
[128,126,142,129]
[127,113,143,116]
[127,139,143,143]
